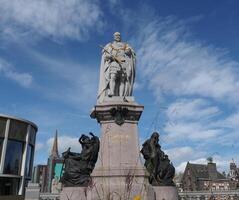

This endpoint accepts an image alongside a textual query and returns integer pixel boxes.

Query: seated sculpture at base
[141,132,175,186]
[60,132,100,187]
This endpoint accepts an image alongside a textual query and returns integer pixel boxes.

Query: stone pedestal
[25,183,40,200]
[90,98,152,199]
[153,186,179,200]
[60,187,88,200]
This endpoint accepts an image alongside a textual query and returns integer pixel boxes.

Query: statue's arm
[125,44,136,57]
[102,43,113,61]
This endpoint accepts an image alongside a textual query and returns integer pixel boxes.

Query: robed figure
[97,32,136,103]
[60,133,100,187]
[141,132,175,186]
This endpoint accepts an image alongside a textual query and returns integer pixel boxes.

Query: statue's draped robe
[141,138,175,186]
[61,136,100,187]
[97,42,136,103]
[141,139,164,184]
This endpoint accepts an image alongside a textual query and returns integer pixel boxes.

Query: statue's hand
[62,147,71,158]
[125,48,131,56]
[105,55,113,61]
[89,132,95,137]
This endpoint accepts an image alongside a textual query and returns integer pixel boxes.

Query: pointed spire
[51,130,59,158]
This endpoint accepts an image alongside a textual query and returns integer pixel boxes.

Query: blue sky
[0,0,239,173]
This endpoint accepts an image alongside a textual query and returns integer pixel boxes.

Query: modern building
[32,130,63,193]
[181,158,231,191]
[0,114,38,196]
[32,164,48,192]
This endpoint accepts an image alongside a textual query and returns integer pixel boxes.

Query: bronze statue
[60,132,100,187]
[140,132,175,186]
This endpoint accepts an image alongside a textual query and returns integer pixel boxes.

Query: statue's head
[151,131,159,143]
[79,134,90,143]
[113,32,121,42]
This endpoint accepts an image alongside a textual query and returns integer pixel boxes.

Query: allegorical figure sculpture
[60,132,100,187]
[97,32,136,103]
[140,132,175,186]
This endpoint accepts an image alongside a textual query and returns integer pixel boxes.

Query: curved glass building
[0,114,38,196]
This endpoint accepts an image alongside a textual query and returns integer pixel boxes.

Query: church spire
[51,130,59,158]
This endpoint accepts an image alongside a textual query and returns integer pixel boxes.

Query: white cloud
[166,98,220,122]
[0,0,103,41]
[0,58,33,87]
[164,121,221,142]
[163,98,222,143]
[30,50,98,107]
[176,155,238,173]
[35,142,44,152]
[219,111,239,129]
[165,146,195,162]
[47,135,81,155]
[136,18,239,105]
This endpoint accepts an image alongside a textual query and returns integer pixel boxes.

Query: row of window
[1,139,34,177]
[0,117,36,177]
[0,117,36,145]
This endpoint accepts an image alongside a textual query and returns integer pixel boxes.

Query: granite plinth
[60,187,89,200]
[153,186,179,200]
[90,100,144,169]
[102,96,135,103]
[90,100,152,199]
[25,183,40,200]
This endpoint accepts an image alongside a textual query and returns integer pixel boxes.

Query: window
[0,177,20,195]
[3,140,24,175]
[0,138,3,161]
[25,144,34,177]
[29,127,36,146]
[8,120,27,142]
[0,117,6,137]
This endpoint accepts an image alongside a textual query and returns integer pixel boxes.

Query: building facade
[0,114,38,195]
[32,131,63,193]
[181,159,230,191]
[32,165,48,192]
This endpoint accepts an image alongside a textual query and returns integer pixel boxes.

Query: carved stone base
[90,100,144,168]
[90,167,155,199]
[60,185,179,200]
[153,186,179,200]
[60,187,89,200]
[90,99,175,199]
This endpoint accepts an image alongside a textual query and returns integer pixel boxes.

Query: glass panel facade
[8,120,27,142]
[26,144,34,177]
[0,138,3,162]
[0,177,20,195]
[3,140,24,175]
[0,117,6,137]
[29,127,36,146]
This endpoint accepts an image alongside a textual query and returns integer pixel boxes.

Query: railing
[39,193,60,200]
[179,190,239,200]
[38,190,239,200]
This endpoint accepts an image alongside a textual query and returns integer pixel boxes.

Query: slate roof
[187,163,227,180]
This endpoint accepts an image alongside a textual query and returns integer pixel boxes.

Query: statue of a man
[97,32,136,103]
[141,132,175,186]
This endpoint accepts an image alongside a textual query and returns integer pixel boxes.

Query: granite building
[0,114,37,196]
[181,158,230,191]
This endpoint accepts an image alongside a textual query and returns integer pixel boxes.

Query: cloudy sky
[0,0,239,173]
